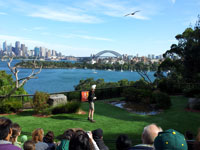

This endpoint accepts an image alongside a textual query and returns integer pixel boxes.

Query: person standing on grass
[88,84,97,123]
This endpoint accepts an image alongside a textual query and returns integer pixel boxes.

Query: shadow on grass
[17,110,34,116]
[51,115,88,122]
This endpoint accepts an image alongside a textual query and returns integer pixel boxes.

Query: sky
[0,0,199,57]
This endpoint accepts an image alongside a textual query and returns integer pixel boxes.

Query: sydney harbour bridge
[93,50,122,58]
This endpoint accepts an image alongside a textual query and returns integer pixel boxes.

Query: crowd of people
[0,117,200,150]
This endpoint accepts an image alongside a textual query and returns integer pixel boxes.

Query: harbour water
[0,60,155,94]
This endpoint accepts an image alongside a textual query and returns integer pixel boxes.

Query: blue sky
[0,0,199,57]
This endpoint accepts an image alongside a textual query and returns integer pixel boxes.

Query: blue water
[0,60,155,94]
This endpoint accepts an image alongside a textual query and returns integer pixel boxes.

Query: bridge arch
[94,50,122,58]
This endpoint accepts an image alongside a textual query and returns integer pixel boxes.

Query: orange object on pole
[81,91,89,102]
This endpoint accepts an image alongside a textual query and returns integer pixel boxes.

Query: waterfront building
[3,41,7,51]
[15,41,20,56]
[34,47,40,57]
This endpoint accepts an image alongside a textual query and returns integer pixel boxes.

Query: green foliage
[0,100,22,113]
[16,60,159,72]
[183,87,200,98]
[0,70,27,96]
[152,91,171,109]
[52,101,81,114]
[156,16,200,87]
[157,78,182,94]
[122,87,152,104]
[134,79,151,90]
[66,91,80,101]
[32,91,50,114]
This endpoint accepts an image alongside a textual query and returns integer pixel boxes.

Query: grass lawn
[1,96,200,150]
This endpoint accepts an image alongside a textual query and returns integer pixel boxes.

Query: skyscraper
[15,41,20,56]
[34,47,40,57]
[3,41,7,51]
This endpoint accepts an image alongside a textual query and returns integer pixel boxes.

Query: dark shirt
[88,90,95,103]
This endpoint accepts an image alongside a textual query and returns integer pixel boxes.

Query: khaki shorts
[89,102,94,110]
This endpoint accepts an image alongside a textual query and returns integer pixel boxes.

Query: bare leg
[88,109,91,119]
[91,109,94,120]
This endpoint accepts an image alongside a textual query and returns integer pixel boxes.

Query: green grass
[1,96,200,150]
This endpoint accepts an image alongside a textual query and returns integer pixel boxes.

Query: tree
[0,57,42,100]
[157,15,200,83]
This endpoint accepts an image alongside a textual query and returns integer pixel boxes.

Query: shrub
[0,100,22,113]
[152,91,171,109]
[32,91,50,114]
[133,79,151,90]
[122,87,152,105]
[52,100,81,114]
[66,91,80,101]
[157,78,182,94]
[183,87,200,98]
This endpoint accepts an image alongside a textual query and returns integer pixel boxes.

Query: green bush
[52,101,81,114]
[157,78,182,94]
[133,79,151,90]
[0,100,22,113]
[122,87,152,105]
[183,87,200,98]
[32,91,50,114]
[152,91,171,109]
[66,91,80,101]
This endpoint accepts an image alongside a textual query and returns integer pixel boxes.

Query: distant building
[40,47,46,57]
[15,41,20,56]
[3,41,7,51]
[34,47,40,57]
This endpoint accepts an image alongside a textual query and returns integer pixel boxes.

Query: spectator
[10,123,22,148]
[43,131,56,150]
[86,131,99,150]
[32,128,48,150]
[56,129,74,150]
[23,140,35,150]
[131,123,162,150]
[116,134,132,150]
[154,129,187,150]
[92,128,109,150]
[21,135,28,150]
[194,128,200,150]
[0,117,21,150]
[69,130,91,150]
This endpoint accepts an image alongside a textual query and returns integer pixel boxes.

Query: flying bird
[124,10,140,17]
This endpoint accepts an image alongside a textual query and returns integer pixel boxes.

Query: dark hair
[23,140,35,150]
[43,131,54,143]
[62,129,75,140]
[69,130,91,150]
[116,134,132,150]
[10,123,21,144]
[0,117,12,140]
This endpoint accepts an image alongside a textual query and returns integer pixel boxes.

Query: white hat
[91,85,96,90]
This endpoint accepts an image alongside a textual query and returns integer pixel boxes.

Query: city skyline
[0,0,199,56]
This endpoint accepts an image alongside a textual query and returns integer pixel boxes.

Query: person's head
[196,128,200,142]
[0,117,13,141]
[142,123,162,145]
[69,130,91,150]
[21,135,28,144]
[154,129,188,150]
[23,140,35,150]
[92,128,103,140]
[10,123,21,144]
[116,134,132,150]
[185,131,194,140]
[43,131,54,143]
[62,129,75,140]
[32,128,44,143]
[91,85,96,91]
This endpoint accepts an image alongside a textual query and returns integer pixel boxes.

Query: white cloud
[60,34,113,41]
[0,12,7,15]
[171,0,176,4]
[29,8,101,23]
